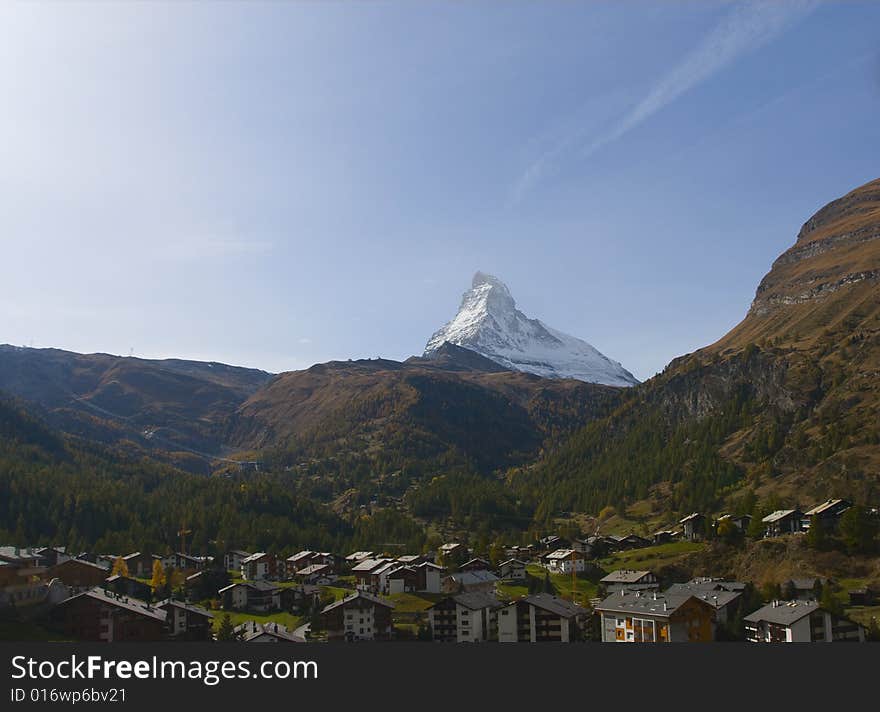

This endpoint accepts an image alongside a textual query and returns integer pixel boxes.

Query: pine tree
[216,614,238,642]
[805,516,827,551]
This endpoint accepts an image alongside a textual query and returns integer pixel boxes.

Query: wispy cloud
[512,1,819,202]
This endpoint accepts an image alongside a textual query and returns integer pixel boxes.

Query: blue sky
[1,1,878,380]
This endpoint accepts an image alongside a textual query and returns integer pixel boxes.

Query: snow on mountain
[424,272,638,387]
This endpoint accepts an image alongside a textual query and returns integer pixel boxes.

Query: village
[1,498,877,644]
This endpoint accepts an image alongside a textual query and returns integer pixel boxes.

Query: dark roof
[235,620,302,642]
[665,583,741,609]
[321,590,394,614]
[744,600,824,626]
[523,593,588,618]
[595,589,709,617]
[451,592,503,611]
[446,570,499,585]
[156,599,214,619]
[57,587,167,622]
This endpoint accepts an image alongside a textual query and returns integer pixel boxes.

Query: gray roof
[665,583,741,609]
[351,558,391,572]
[58,587,167,622]
[600,569,654,584]
[452,592,503,611]
[241,552,269,564]
[321,590,394,613]
[447,570,499,585]
[804,499,849,516]
[685,577,747,592]
[762,509,800,523]
[156,599,214,619]
[744,600,823,626]
[679,512,704,524]
[295,564,331,576]
[595,589,705,617]
[523,593,588,618]
[235,620,302,642]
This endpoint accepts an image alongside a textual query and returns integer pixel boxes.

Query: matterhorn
[424,272,638,387]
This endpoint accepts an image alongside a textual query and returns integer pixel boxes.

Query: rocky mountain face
[518,177,880,517]
[424,272,638,387]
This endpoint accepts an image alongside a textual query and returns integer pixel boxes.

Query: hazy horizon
[2,2,879,380]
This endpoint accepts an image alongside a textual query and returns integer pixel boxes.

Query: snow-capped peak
[424,272,638,387]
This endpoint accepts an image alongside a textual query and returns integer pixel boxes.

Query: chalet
[163,552,208,573]
[0,547,46,569]
[397,554,428,566]
[441,570,499,595]
[504,544,535,560]
[539,535,570,551]
[386,565,419,594]
[156,599,214,641]
[320,591,395,642]
[600,570,659,594]
[652,530,679,545]
[236,620,303,643]
[803,499,851,533]
[371,560,405,594]
[286,550,315,577]
[716,514,752,532]
[572,537,604,558]
[224,550,251,572]
[848,587,877,606]
[498,594,590,643]
[438,543,467,565]
[595,589,717,642]
[219,581,281,612]
[544,549,584,575]
[122,552,157,578]
[428,592,503,643]
[50,587,167,642]
[665,581,743,625]
[104,574,152,601]
[762,509,804,537]
[1,561,67,608]
[293,564,336,586]
[345,551,374,566]
[745,600,866,642]
[460,557,492,572]
[680,512,706,541]
[781,577,826,601]
[241,552,276,581]
[352,558,393,591]
[47,558,110,590]
[611,534,651,551]
[498,559,527,581]
[35,546,70,568]
[415,561,444,594]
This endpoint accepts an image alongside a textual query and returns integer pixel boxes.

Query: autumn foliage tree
[111,556,129,577]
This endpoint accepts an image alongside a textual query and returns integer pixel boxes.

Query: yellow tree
[150,559,165,591]
[111,556,130,578]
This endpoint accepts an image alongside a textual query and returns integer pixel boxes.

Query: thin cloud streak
[513,1,819,202]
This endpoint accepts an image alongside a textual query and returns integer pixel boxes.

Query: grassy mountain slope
[0,345,272,465]
[515,177,880,521]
